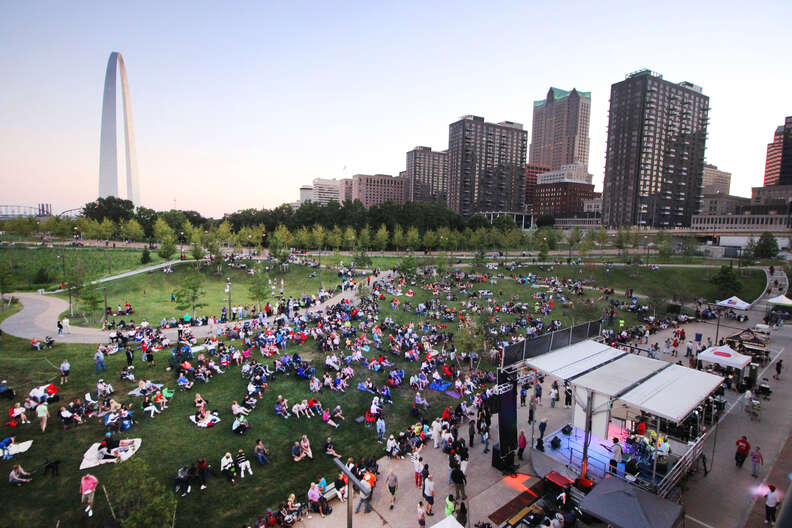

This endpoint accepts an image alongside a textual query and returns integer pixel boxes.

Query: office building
[525,164,551,212]
[535,181,599,218]
[405,147,448,203]
[702,164,731,194]
[351,174,406,208]
[311,178,342,204]
[529,87,591,170]
[536,162,592,185]
[764,117,792,186]
[447,115,527,217]
[299,186,313,203]
[340,178,353,202]
[700,193,750,215]
[602,70,709,227]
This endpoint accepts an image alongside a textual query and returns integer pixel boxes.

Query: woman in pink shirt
[80,474,99,517]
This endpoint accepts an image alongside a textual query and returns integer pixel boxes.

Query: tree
[614,227,630,257]
[397,254,418,279]
[140,248,152,264]
[190,242,204,262]
[80,286,103,323]
[353,246,372,268]
[311,224,326,250]
[248,269,270,311]
[120,218,144,241]
[175,272,207,317]
[405,227,421,251]
[217,220,234,247]
[596,227,609,247]
[741,238,757,267]
[326,226,342,250]
[681,237,699,260]
[152,217,173,243]
[492,215,517,232]
[157,237,176,260]
[82,196,135,224]
[536,215,555,228]
[423,229,439,252]
[566,227,583,258]
[358,225,371,250]
[294,226,311,249]
[654,229,673,261]
[644,284,667,316]
[342,226,356,251]
[711,265,742,299]
[374,224,389,252]
[105,457,177,528]
[391,224,405,252]
[33,267,50,284]
[755,232,780,259]
[537,237,549,262]
[579,237,593,257]
[472,248,486,273]
[466,214,489,231]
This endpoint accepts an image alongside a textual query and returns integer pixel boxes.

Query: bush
[140,248,152,264]
[33,267,50,284]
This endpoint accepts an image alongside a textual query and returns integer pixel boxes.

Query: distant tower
[98,52,140,205]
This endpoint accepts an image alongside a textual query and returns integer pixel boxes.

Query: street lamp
[179,232,184,258]
[225,277,232,320]
[644,235,649,266]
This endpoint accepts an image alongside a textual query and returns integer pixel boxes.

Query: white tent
[767,295,792,307]
[716,296,751,310]
[430,515,464,528]
[697,345,751,370]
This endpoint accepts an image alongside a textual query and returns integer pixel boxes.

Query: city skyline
[1,1,791,217]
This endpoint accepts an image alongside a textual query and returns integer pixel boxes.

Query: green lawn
[58,262,343,327]
[0,246,165,292]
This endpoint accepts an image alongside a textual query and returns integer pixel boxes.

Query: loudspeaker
[492,443,514,471]
[535,438,544,451]
[561,424,573,435]
[550,436,561,450]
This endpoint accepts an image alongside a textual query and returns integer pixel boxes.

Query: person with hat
[765,484,780,525]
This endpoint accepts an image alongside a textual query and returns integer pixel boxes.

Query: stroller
[755,378,772,400]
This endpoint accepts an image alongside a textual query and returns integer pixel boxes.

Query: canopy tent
[578,477,683,528]
[697,345,751,370]
[524,340,626,380]
[429,515,464,528]
[767,294,792,307]
[716,296,752,310]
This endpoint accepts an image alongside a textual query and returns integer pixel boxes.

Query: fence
[501,320,602,370]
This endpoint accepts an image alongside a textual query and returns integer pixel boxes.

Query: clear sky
[1,1,790,217]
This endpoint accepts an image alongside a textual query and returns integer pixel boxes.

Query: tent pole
[652,416,660,487]
[582,391,593,478]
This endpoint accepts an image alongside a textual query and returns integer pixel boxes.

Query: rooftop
[533,87,591,107]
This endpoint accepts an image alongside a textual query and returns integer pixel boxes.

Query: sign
[695,333,702,343]
[619,320,624,327]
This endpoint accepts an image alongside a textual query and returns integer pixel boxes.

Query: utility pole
[226,277,232,319]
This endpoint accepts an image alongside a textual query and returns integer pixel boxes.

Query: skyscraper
[447,116,527,217]
[529,87,591,170]
[98,52,140,205]
[310,178,342,204]
[702,164,731,194]
[602,70,709,228]
[405,147,448,203]
[764,117,792,186]
[351,174,406,208]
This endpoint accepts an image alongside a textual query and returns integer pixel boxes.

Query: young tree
[711,265,742,299]
[175,272,207,317]
[681,237,699,260]
[140,248,152,265]
[152,217,173,243]
[405,227,421,251]
[397,253,418,279]
[353,246,372,268]
[248,269,270,311]
[294,226,311,249]
[341,226,356,251]
[80,286,103,323]
[740,238,757,267]
[217,220,234,247]
[423,229,439,253]
[391,224,405,252]
[326,226,343,250]
[374,224,389,253]
[755,232,779,259]
[566,227,583,258]
[311,224,326,250]
[190,242,204,263]
[358,225,371,250]
[614,227,630,257]
[472,248,487,273]
[537,237,549,262]
[120,218,145,241]
[157,236,177,260]
[97,218,117,241]
[654,229,673,261]
[106,458,177,528]
[596,227,609,247]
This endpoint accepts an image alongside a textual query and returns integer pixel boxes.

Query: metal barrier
[656,429,710,497]
[501,320,603,369]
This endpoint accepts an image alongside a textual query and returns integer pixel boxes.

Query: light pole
[225,277,232,320]
[644,235,649,266]
[179,232,184,259]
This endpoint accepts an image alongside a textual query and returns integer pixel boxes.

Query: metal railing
[656,429,710,497]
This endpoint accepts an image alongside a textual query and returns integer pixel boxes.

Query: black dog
[43,460,61,476]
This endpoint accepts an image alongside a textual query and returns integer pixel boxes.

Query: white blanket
[127,383,163,397]
[189,415,220,428]
[8,440,32,455]
[79,438,142,470]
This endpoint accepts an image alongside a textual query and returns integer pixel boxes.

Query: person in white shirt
[765,484,780,524]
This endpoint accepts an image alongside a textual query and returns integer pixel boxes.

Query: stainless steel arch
[98,52,140,205]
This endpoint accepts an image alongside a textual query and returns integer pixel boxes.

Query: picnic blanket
[127,383,163,397]
[189,415,220,428]
[444,390,462,399]
[429,380,452,392]
[79,438,142,470]
[8,440,33,456]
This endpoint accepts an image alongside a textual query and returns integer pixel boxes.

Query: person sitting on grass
[142,396,161,418]
[153,390,168,411]
[415,392,430,409]
[300,435,313,459]
[324,437,342,458]
[177,373,193,390]
[10,403,29,425]
[194,393,208,409]
[386,434,400,458]
[220,452,237,485]
[232,414,250,435]
[321,408,340,428]
[292,441,307,462]
[309,376,322,393]
[330,405,345,422]
[274,401,290,419]
[231,401,250,417]
[9,464,32,486]
[292,400,310,419]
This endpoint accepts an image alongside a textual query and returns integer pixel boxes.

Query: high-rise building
[525,164,550,212]
[536,162,592,185]
[764,117,792,186]
[340,178,353,202]
[299,186,313,203]
[535,182,599,218]
[602,70,709,227]
[311,178,342,204]
[701,164,731,195]
[529,87,591,170]
[405,147,448,203]
[351,174,406,208]
[447,115,527,217]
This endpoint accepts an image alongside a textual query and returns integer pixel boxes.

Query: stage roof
[526,340,723,423]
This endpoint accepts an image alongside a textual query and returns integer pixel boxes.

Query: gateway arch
[98,51,140,205]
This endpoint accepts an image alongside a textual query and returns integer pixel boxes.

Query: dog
[43,459,61,476]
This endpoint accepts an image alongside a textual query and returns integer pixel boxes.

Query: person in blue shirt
[0,436,15,460]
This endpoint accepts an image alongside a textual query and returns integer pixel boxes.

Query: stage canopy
[716,296,752,310]
[579,477,683,528]
[697,345,751,370]
[768,294,792,307]
[526,340,723,424]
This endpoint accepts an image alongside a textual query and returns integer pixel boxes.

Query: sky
[1,1,790,218]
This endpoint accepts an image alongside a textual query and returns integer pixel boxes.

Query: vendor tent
[578,477,683,528]
[429,515,464,528]
[697,345,751,370]
[717,296,751,310]
[767,295,792,307]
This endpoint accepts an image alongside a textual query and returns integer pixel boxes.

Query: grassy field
[0,246,165,292]
[59,262,345,327]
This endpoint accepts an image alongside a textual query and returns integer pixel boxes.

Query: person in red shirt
[735,436,750,468]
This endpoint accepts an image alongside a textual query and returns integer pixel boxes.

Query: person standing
[481,424,490,453]
[445,494,456,517]
[750,446,764,478]
[456,501,468,526]
[451,465,467,500]
[517,431,527,460]
[467,419,475,447]
[36,401,49,433]
[520,385,527,407]
[529,395,537,424]
[59,359,70,385]
[550,386,558,408]
[735,436,750,468]
[765,484,780,525]
[62,317,70,334]
[376,415,386,442]
[774,360,783,380]
[564,383,573,408]
[413,455,424,487]
[534,382,543,405]
[80,473,98,517]
[94,349,106,374]
[538,418,548,440]
[57,320,63,335]
[417,500,427,527]
[386,469,398,510]
[422,474,435,516]
[609,438,623,474]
